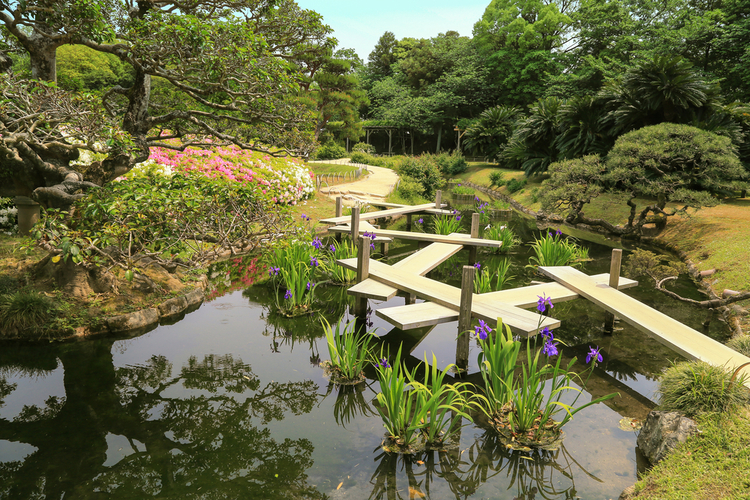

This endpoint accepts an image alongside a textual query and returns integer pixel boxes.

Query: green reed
[322,319,375,382]
[484,224,521,253]
[432,212,463,235]
[528,230,589,268]
[474,259,514,293]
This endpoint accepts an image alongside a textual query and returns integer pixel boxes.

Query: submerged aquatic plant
[321,319,375,383]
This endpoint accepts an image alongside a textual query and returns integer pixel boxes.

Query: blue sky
[296,1,490,61]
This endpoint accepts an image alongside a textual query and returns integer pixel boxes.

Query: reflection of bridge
[325,194,750,417]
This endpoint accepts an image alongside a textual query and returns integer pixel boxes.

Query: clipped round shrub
[657,360,749,417]
[314,141,347,160]
[727,336,750,357]
[398,156,443,199]
[605,123,744,203]
[352,142,375,154]
[434,152,467,176]
[396,175,425,203]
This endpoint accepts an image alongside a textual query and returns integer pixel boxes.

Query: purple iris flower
[474,262,481,270]
[301,214,310,221]
[537,294,554,314]
[586,346,603,364]
[474,319,492,340]
[311,237,323,249]
[542,338,559,357]
[310,256,319,267]
[379,358,391,369]
[306,281,314,291]
[268,266,280,277]
[417,218,424,224]
[284,289,293,300]
[540,326,553,341]
[329,244,336,252]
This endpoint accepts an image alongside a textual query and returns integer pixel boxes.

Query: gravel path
[310,158,399,206]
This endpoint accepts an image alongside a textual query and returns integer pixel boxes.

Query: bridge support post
[350,206,360,245]
[456,265,475,374]
[604,249,622,334]
[336,197,343,242]
[354,235,371,318]
[468,213,480,266]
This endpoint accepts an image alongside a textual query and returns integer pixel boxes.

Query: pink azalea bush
[123,145,315,205]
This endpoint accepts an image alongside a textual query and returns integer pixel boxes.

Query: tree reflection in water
[0,343,324,499]
[367,428,601,500]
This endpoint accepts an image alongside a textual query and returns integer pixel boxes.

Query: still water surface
[0,216,728,499]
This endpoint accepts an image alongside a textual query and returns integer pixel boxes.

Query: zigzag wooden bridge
[325,194,750,387]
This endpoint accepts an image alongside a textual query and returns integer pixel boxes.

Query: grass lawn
[308,162,361,175]
[631,408,750,499]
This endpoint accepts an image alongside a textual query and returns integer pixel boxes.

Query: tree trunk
[435,127,442,154]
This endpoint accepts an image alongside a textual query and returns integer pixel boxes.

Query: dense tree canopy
[1,0,334,207]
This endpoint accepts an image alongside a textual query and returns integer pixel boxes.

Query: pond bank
[461,179,748,338]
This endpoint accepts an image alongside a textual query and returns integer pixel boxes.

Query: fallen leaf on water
[618,417,642,431]
[337,482,343,490]
[408,487,426,498]
[416,460,424,465]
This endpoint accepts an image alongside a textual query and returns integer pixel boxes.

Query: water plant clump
[474,298,616,450]
[484,224,521,253]
[266,239,320,316]
[656,360,750,417]
[320,319,376,385]
[322,239,357,284]
[375,347,476,454]
[473,259,514,293]
[432,210,463,235]
[528,230,589,268]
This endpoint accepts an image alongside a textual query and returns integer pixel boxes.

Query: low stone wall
[66,281,207,341]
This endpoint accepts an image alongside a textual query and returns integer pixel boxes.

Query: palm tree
[599,55,717,135]
[503,97,562,176]
[554,95,613,159]
[463,105,520,161]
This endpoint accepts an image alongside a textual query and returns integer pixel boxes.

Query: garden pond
[0,213,730,499]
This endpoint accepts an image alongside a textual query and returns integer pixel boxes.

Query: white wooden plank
[329,226,502,248]
[478,273,638,308]
[376,302,459,330]
[374,273,637,330]
[539,266,750,386]
[320,202,445,224]
[363,260,559,335]
[342,234,467,301]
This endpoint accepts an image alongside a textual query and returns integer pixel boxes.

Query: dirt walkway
[310,158,399,206]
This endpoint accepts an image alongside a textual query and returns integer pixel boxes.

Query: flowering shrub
[122,145,315,205]
[0,198,18,234]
